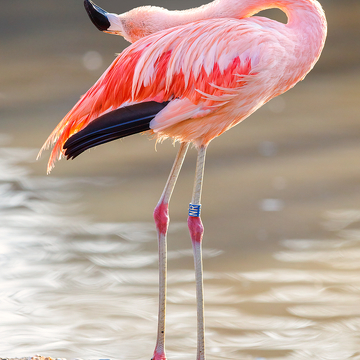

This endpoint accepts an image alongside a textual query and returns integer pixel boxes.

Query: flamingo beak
[84,0,111,31]
[84,0,124,36]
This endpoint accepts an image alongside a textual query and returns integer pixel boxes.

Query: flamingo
[38,0,327,358]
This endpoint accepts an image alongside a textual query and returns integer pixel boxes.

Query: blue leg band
[189,203,201,217]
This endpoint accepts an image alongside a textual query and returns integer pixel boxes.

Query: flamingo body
[41,1,326,173]
[39,1,327,359]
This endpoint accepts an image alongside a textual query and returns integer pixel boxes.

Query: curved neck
[169,0,327,69]
[171,0,326,29]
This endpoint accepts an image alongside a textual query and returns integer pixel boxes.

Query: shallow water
[2,0,360,358]
[2,134,360,359]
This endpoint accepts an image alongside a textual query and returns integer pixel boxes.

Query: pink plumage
[39,1,327,359]
[39,0,326,173]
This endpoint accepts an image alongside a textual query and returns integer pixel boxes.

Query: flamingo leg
[188,145,207,360]
[153,142,189,360]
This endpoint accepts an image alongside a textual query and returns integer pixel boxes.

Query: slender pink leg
[188,145,207,360]
[152,142,189,360]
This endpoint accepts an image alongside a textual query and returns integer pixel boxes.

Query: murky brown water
[2,135,360,359]
[1,0,360,359]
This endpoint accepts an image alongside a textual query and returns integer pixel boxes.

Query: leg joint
[188,216,204,243]
[154,202,169,235]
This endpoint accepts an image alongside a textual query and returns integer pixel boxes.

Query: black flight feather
[64,101,169,160]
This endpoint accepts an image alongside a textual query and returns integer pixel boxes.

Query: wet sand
[1,0,360,359]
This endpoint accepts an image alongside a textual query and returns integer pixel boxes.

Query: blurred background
[1,0,360,358]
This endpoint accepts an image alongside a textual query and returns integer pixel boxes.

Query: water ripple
[1,137,360,359]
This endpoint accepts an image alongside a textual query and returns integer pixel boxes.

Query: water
[2,0,360,358]
[0,138,222,358]
[1,135,360,360]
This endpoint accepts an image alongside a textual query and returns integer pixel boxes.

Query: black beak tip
[84,0,111,32]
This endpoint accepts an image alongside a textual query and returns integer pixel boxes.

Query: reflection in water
[1,135,360,359]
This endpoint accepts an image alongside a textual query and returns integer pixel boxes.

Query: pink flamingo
[39,0,327,358]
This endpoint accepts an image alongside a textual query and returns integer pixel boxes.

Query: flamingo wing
[64,101,168,159]
[41,18,289,171]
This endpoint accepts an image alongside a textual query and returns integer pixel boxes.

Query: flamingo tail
[63,101,169,160]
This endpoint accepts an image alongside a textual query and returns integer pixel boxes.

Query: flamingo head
[84,0,170,43]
